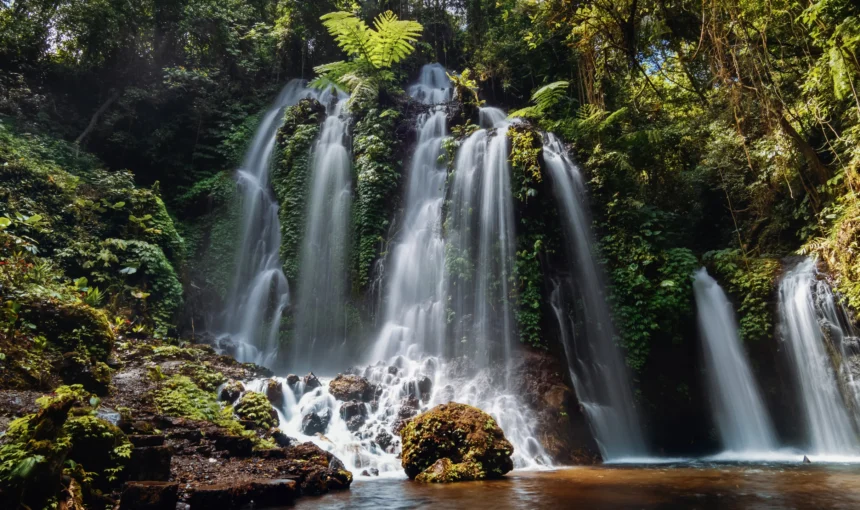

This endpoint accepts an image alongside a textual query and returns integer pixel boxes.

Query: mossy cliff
[400,403,514,483]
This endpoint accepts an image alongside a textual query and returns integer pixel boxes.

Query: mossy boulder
[234,391,279,430]
[21,299,115,361]
[400,402,514,483]
[59,351,113,395]
[328,374,373,402]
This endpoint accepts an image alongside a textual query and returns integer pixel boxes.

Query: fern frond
[598,107,628,132]
[370,11,423,68]
[508,106,540,120]
[321,11,375,63]
[531,81,569,112]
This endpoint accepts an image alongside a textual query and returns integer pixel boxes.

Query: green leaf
[0,217,11,230]
[24,214,43,225]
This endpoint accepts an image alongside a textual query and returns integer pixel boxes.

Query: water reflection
[293,465,860,509]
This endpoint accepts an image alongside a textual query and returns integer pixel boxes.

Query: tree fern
[370,11,422,68]
[509,81,570,119]
[314,10,423,106]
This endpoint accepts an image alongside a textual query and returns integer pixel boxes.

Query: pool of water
[293,463,860,509]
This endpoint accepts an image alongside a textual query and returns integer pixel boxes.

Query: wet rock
[281,442,352,495]
[375,429,394,452]
[340,401,368,432]
[398,395,420,421]
[329,374,373,402]
[127,446,173,481]
[401,402,514,483]
[303,372,321,392]
[286,374,300,387]
[219,380,244,403]
[417,376,432,400]
[212,434,254,457]
[803,455,812,463]
[248,479,298,506]
[360,468,379,477]
[388,366,399,375]
[301,410,330,435]
[119,481,178,510]
[265,378,284,404]
[272,429,294,447]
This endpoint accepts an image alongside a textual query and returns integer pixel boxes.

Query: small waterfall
[542,134,648,461]
[693,268,778,453]
[292,95,353,372]
[447,108,517,369]
[779,259,860,454]
[221,80,317,367]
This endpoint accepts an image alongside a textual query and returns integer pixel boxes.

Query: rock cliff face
[400,403,514,483]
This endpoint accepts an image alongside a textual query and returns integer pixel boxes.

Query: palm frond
[531,81,569,112]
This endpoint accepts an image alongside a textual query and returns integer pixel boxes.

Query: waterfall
[291,95,353,373]
[369,99,448,363]
[779,259,860,454]
[221,80,317,367]
[693,268,778,453]
[447,108,517,369]
[542,134,648,461]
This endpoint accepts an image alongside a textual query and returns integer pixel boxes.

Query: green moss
[401,403,513,483]
[182,363,228,392]
[153,375,222,421]
[508,124,543,202]
[707,249,780,343]
[234,391,278,430]
[273,99,325,280]
[352,108,401,290]
[19,299,115,361]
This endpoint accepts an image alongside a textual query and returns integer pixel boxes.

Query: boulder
[329,374,373,402]
[339,401,368,432]
[219,380,244,403]
[119,481,179,510]
[186,478,297,508]
[301,410,330,435]
[264,379,284,404]
[281,442,353,495]
[302,372,321,392]
[128,435,165,447]
[375,429,394,452]
[401,402,514,483]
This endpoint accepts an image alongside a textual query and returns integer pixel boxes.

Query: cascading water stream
[291,95,353,373]
[245,66,549,477]
[693,268,778,453]
[779,259,860,454]
[542,134,648,461]
[447,107,517,369]
[221,80,318,367]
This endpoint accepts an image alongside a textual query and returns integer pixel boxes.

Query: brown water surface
[294,464,860,509]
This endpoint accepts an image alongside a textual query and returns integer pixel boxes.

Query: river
[293,464,860,509]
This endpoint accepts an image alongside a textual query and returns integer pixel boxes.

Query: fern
[509,81,570,119]
[314,10,423,106]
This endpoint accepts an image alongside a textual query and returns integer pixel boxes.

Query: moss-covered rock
[400,402,514,483]
[20,299,115,361]
[328,374,373,402]
[153,375,221,422]
[273,98,325,280]
[59,351,113,395]
[234,391,278,430]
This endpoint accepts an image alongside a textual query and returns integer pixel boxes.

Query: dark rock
[186,483,244,509]
[388,366,399,375]
[359,468,379,477]
[398,395,420,420]
[119,481,178,510]
[212,434,254,457]
[346,415,366,432]
[281,442,352,495]
[416,376,433,400]
[254,448,288,459]
[375,430,394,452]
[286,374,300,387]
[127,446,172,481]
[339,401,368,432]
[302,372,321,392]
[803,455,812,463]
[401,402,514,483]
[248,479,298,507]
[218,380,244,403]
[329,374,373,402]
[272,429,293,447]
[265,379,284,404]
[301,409,330,435]
[128,435,165,447]
[166,428,202,443]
